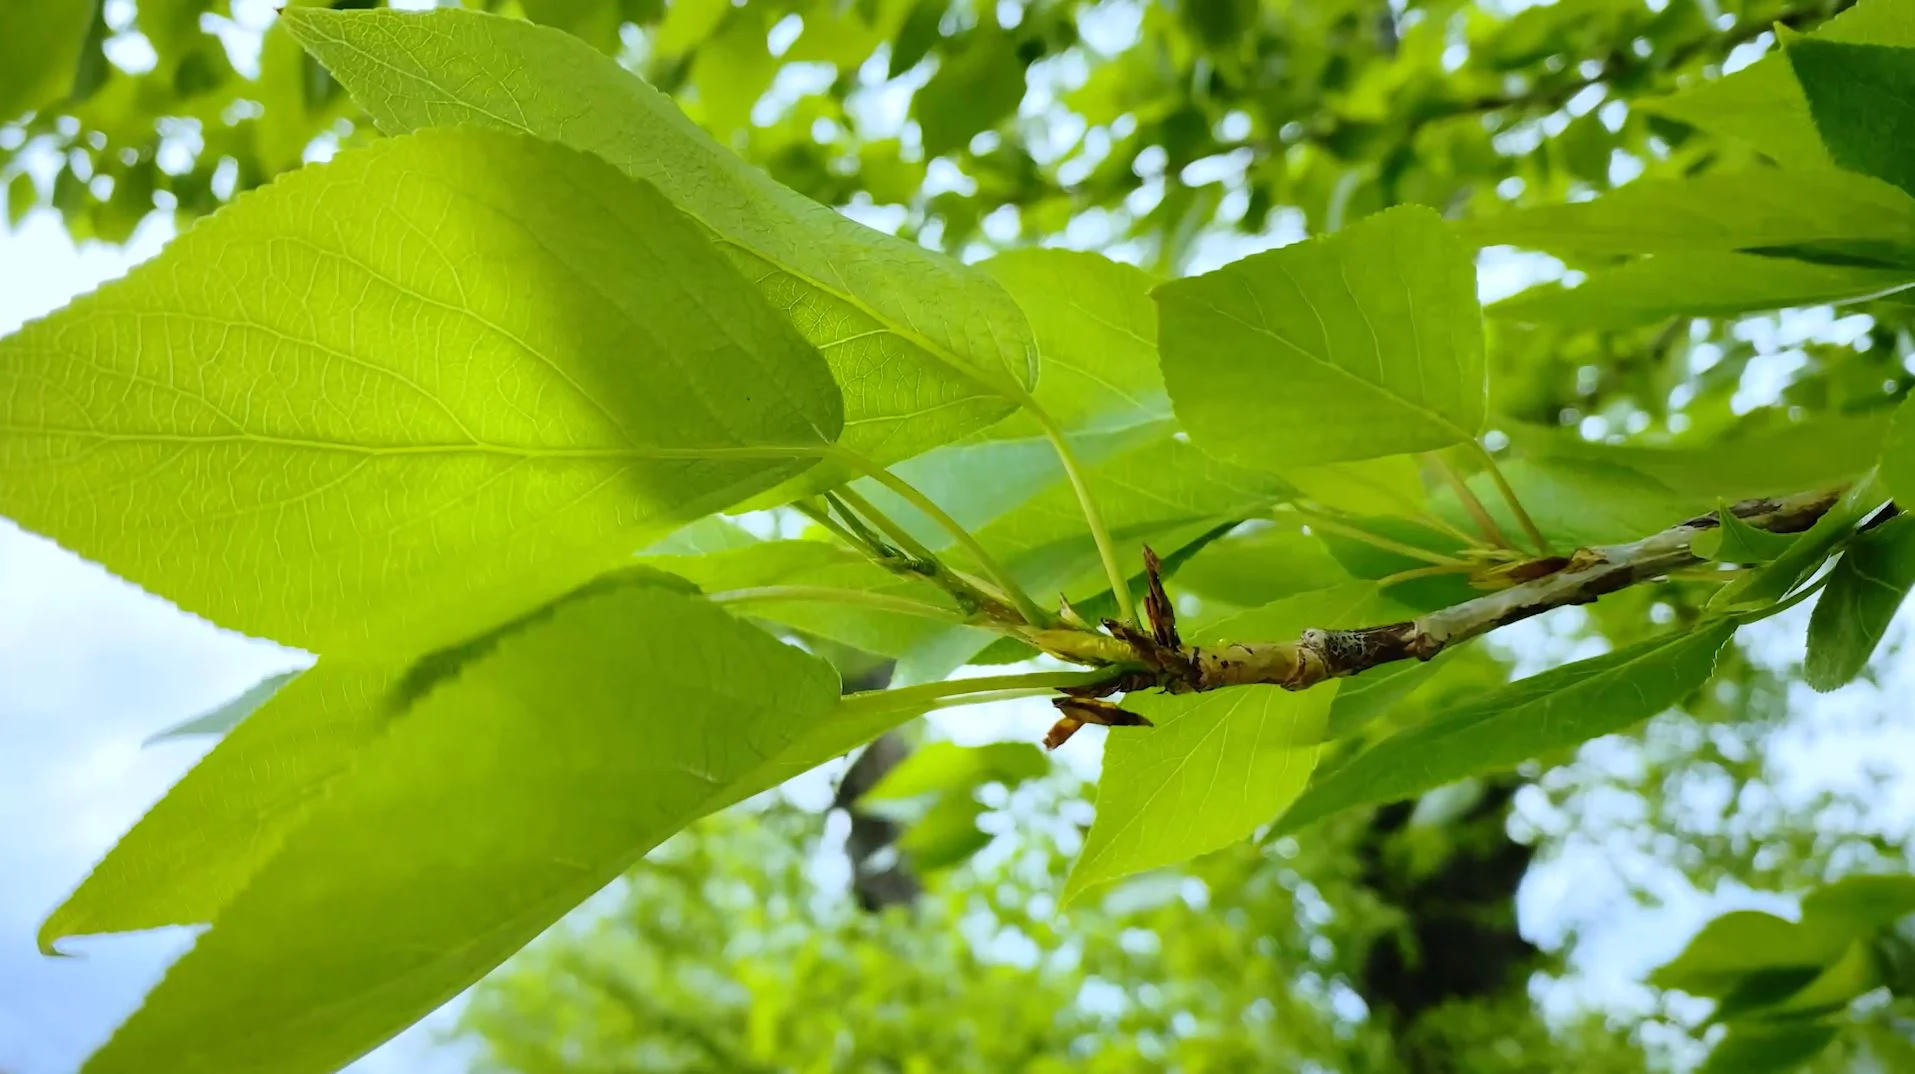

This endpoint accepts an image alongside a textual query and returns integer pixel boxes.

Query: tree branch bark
[1048,487,1844,705]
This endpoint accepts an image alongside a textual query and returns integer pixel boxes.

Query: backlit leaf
[0,128,842,654]
[286,7,1037,490]
[1156,205,1486,468]
[83,583,845,1074]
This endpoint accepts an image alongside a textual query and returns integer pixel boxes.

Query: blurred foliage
[7,0,1915,1070]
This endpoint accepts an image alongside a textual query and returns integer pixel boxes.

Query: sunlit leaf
[1156,205,1486,467]
[0,128,842,654]
[83,583,846,1074]
[286,7,1036,491]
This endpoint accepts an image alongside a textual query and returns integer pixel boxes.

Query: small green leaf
[912,28,1026,157]
[82,583,845,1074]
[896,794,993,871]
[1693,506,1800,564]
[287,7,1037,490]
[1155,204,1486,468]
[1490,253,1915,329]
[1712,477,1885,613]
[0,128,842,655]
[1804,515,1915,691]
[1066,583,1411,901]
[1746,940,1880,1020]
[142,669,301,745]
[1277,622,1735,834]
[1790,39,1915,200]
[1462,169,1915,256]
[1652,910,1849,997]
[865,741,1048,801]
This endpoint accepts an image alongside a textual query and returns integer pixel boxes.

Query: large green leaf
[1886,396,1915,510]
[1804,515,1915,691]
[1276,622,1736,833]
[0,0,95,119]
[1066,583,1417,900]
[1175,519,1352,613]
[1490,253,1915,329]
[42,663,392,950]
[1636,0,1915,165]
[285,7,1036,488]
[1695,1025,1839,1074]
[1462,169,1915,256]
[0,128,842,654]
[82,583,847,1074]
[1791,39,1915,200]
[1155,205,1486,468]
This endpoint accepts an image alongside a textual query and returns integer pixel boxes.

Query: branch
[1046,488,1843,703]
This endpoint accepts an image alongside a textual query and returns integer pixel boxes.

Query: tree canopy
[4,0,1915,1072]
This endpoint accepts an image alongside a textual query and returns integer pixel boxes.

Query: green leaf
[42,662,397,951]
[1155,204,1486,468]
[0,128,842,655]
[913,28,1027,157]
[1791,39,1915,200]
[1462,169,1915,256]
[1635,0,1915,165]
[520,0,624,52]
[1746,940,1881,1020]
[896,794,993,871]
[1277,622,1735,833]
[1490,253,1915,329]
[1693,505,1800,564]
[1652,910,1850,997]
[1802,873,1915,931]
[979,249,1169,435]
[0,0,95,119]
[286,7,1037,490]
[1712,476,1884,612]
[1886,396,1915,510]
[1696,1025,1840,1074]
[1804,515,1915,691]
[82,583,846,1074]
[1066,583,1415,901]
[865,741,1048,801]
[142,669,301,744]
